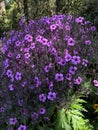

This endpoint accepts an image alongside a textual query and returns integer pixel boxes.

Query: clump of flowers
[0,14,97,128]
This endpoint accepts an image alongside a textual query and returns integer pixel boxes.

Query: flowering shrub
[0,14,97,129]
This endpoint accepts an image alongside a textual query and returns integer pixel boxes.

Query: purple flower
[8,84,14,91]
[31,112,39,119]
[39,94,46,102]
[0,107,5,113]
[44,65,49,73]
[71,56,81,65]
[65,73,72,81]
[75,17,84,23]
[85,40,91,45]
[15,72,22,80]
[68,37,75,46]
[4,59,9,68]
[2,44,8,53]
[6,69,13,77]
[31,64,35,68]
[9,117,17,125]
[91,26,96,31]
[39,108,46,115]
[73,50,78,55]
[75,76,82,85]
[55,73,64,82]
[82,59,88,67]
[49,81,54,91]
[18,125,26,130]
[7,39,11,45]
[16,54,21,59]
[34,76,39,82]
[47,92,56,101]
[67,15,73,21]
[8,52,13,58]
[15,41,20,46]
[58,58,66,66]
[25,34,33,42]
[65,53,72,62]
[64,35,70,41]
[35,80,41,88]
[24,48,30,53]
[18,99,23,106]
[69,66,77,75]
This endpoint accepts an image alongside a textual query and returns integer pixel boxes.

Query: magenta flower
[75,17,84,23]
[93,80,98,87]
[24,53,30,59]
[55,73,64,82]
[18,125,26,130]
[41,38,48,45]
[30,43,35,49]
[85,40,91,45]
[9,117,17,125]
[51,47,57,55]
[39,93,46,102]
[50,24,57,31]
[68,37,75,46]
[75,76,82,85]
[36,35,42,42]
[65,24,70,31]
[25,34,33,42]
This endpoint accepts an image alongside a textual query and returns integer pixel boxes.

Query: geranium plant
[0,14,97,129]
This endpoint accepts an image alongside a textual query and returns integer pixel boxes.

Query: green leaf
[55,108,72,130]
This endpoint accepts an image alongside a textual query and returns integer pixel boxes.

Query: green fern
[54,97,93,130]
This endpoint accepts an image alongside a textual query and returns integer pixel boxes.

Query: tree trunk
[23,0,29,22]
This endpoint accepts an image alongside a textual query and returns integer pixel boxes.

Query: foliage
[80,0,98,29]
[54,96,93,130]
[0,0,23,36]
